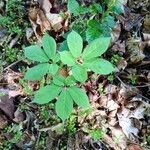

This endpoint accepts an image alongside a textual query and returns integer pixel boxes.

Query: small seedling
[89,128,106,141]
[147,135,150,145]
[24,31,115,120]
[128,74,137,85]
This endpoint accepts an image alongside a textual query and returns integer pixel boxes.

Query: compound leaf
[68,86,90,108]
[33,84,62,104]
[24,63,49,81]
[67,31,83,58]
[55,90,73,120]
[24,45,49,62]
[42,33,56,59]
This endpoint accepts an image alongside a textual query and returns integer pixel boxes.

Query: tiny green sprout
[128,74,137,85]
[60,30,115,83]
[147,135,150,145]
[90,128,106,141]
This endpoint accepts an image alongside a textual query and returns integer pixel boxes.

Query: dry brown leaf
[143,13,150,33]
[111,21,121,42]
[117,102,146,140]
[126,37,145,64]
[103,134,121,150]
[0,94,15,119]
[107,99,119,111]
[46,13,63,31]
[0,114,8,129]
[117,58,127,70]
[111,40,126,53]
[13,108,25,123]
[38,0,52,13]
[29,7,51,40]
[29,0,69,40]
[128,144,143,150]
[110,127,127,150]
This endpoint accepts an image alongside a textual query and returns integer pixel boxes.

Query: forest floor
[0,0,150,150]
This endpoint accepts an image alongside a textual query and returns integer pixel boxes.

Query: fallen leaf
[110,127,127,150]
[28,1,69,40]
[126,37,145,64]
[128,144,143,150]
[143,13,150,34]
[0,94,15,119]
[117,102,146,140]
[117,58,127,70]
[0,114,8,129]
[38,0,52,13]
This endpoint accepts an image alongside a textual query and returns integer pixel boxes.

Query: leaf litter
[0,0,150,149]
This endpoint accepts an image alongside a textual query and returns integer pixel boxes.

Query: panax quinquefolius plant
[24,31,115,120]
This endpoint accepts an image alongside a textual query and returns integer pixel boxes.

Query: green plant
[24,33,59,81]
[60,31,114,83]
[3,124,23,145]
[19,79,33,95]
[111,54,121,64]
[66,114,77,135]
[1,141,12,150]
[0,0,28,35]
[67,0,124,42]
[89,128,106,141]
[128,74,137,85]
[24,31,115,120]
[147,135,150,145]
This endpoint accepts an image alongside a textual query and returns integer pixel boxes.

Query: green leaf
[101,15,116,29]
[33,84,62,104]
[67,0,80,16]
[48,64,59,75]
[24,63,49,81]
[53,75,65,86]
[60,51,75,66]
[72,65,87,83]
[90,128,105,141]
[52,53,60,63]
[42,33,56,59]
[24,45,49,62]
[88,58,115,75]
[65,76,76,86]
[109,1,124,14]
[82,37,111,60]
[68,86,90,108]
[59,40,69,52]
[67,31,83,58]
[89,3,102,14]
[55,90,73,120]
[86,20,102,42]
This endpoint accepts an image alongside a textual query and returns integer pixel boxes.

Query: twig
[35,131,41,150]
[3,59,22,71]
[115,75,150,102]
[38,123,63,132]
